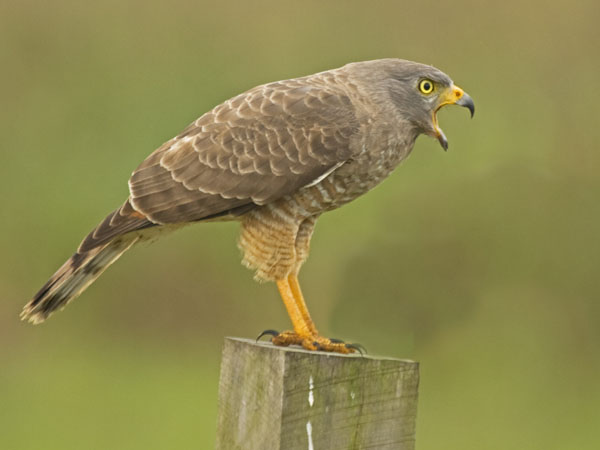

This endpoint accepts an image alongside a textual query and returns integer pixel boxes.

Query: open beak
[432,85,475,151]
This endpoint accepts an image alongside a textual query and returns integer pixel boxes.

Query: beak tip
[456,92,475,118]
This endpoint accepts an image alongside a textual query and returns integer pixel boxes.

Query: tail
[21,236,140,324]
[21,199,154,324]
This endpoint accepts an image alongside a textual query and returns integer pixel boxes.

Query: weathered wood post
[215,337,419,450]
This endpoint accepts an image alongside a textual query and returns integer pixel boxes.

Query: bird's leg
[287,274,318,336]
[271,276,355,354]
[275,277,314,337]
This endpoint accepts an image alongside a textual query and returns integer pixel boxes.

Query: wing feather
[129,75,359,224]
[78,199,153,252]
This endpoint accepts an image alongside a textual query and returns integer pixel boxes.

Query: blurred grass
[1,0,599,449]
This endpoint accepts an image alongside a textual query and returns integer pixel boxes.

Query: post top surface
[225,337,418,365]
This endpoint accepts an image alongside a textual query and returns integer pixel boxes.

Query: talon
[345,343,367,355]
[329,338,344,344]
[256,329,280,342]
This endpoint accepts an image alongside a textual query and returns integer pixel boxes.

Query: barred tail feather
[21,235,139,324]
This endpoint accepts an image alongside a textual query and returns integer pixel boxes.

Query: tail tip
[20,303,47,325]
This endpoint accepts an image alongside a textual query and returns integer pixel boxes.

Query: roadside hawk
[21,59,474,353]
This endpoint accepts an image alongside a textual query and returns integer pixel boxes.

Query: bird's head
[350,59,475,150]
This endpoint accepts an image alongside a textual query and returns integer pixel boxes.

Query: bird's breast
[289,134,415,216]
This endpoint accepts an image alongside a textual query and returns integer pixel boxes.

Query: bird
[21,58,474,353]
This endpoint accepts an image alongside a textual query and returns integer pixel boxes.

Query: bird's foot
[256,329,364,355]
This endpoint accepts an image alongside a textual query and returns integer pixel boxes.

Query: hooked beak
[432,85,475,151]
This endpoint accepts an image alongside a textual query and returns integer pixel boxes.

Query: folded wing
[128,77,359,224]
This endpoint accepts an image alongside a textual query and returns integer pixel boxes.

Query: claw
[345,343,367,355]
[329,338,345,344]
[256,329,280,342]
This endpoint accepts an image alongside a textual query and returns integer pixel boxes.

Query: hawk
[22,59,474,353]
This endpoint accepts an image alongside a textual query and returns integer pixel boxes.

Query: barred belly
[238,141,412,282]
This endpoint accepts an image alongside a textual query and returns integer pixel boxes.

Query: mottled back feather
[128,75,360,224]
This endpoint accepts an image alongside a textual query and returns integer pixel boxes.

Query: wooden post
[215,337,419,450]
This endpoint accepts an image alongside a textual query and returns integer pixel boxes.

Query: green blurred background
[1,0,598,448]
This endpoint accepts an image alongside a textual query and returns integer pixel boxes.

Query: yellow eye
[419,79,434,94]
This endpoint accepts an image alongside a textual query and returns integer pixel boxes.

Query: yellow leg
[276,278,314,337]
[287,274,318,336]
[273,276,354,354]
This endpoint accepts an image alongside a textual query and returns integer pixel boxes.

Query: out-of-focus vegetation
[1,0,598,448]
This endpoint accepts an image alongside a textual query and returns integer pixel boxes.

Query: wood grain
[216,338,419,450]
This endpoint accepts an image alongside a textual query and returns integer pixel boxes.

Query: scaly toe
[312,337,355,354]
[259,330,360,354]
[270,330,304,347]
